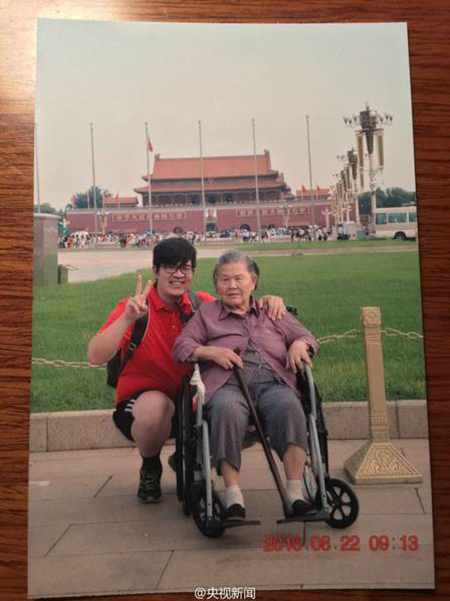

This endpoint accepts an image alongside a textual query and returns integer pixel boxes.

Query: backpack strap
[120,292,201,373]
[118,311,150,377]
[188,291,202,310]
[179,292,202,323]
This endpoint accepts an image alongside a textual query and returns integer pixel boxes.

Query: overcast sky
[36,20,416,211]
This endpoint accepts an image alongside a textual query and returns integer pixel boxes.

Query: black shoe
[292,499,315,516]
[223,503,246,521]
[167,451,177,473]
[137,460,162,503]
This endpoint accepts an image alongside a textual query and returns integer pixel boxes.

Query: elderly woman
[173,251,319,521]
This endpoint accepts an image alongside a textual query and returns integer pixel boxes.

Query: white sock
[224,484,245,509]
[286,479,304,504]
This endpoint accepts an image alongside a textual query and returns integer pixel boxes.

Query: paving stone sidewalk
[28,439,435,597]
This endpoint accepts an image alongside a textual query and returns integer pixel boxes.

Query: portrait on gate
[29,19,433,598]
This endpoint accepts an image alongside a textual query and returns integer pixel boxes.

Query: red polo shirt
[98,286,215,404]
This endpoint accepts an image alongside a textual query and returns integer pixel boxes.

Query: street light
[332,172,345,224]
[343,103,393,233]
[283,201,291,230]
[97,210,110,237]
[336,149,361,225]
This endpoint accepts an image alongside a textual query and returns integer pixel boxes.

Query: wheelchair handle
[302,363,318,419]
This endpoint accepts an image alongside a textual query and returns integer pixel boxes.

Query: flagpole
[145,122,153,239]
[252,118,261,238]
[34,122,41,214]
[306,115,316,241]
[90,122,98,247]
[198,120,206,242]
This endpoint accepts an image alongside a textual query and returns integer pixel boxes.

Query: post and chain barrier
[31,326,423,369]
[343,307,423,484]
[32,358,106,370]
[381,328,423,340]
[31,306,425,483]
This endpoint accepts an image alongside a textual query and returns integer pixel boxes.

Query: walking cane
[233,350,293,517]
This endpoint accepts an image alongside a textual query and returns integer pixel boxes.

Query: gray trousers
[205,349,307,474]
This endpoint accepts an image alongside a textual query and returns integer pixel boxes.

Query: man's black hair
[152,236,197,270]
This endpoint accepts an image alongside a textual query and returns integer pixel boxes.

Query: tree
[385,187,416,207]
[71,186,111,209]
[358,187,416,216]
[357,188,386,216]
[33,202,64,218]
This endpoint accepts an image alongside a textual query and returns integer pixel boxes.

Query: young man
[87,237,286,504]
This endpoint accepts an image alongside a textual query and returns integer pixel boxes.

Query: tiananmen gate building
[65,151,338,235]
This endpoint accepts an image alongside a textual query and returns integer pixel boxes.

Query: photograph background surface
[27,17,433,597]
[0,1,449,600]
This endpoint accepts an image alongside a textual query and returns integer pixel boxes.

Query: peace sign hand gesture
[124,275,152,324]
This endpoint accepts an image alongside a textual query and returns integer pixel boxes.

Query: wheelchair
[174,342,359,539]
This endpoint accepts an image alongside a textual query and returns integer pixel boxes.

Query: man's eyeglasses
[162,263,194,275]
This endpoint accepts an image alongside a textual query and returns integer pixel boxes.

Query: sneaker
[167,451,177,473]
[137,460,162,503]
[291,499,315,516]
[223,503,246,521]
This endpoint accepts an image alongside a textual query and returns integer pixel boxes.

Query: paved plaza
[58,244,418,283]
[59,247,227,283]
[28,438,434,597]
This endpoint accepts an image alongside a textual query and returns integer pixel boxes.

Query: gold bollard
[344,307,422,484]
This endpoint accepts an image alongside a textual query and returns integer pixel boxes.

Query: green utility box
[58,265,69,284]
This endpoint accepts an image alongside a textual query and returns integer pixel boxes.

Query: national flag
[147,136,153,153]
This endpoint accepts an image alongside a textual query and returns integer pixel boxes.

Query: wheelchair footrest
[220,519,261,529]
[277,509,330,524]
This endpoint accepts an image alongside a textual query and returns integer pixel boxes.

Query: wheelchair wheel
[177,377,195,516]
[191,482,226,538]
[320,478,359,529]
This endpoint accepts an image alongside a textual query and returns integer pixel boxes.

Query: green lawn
[235,239,417,251]
[31,252,425,412]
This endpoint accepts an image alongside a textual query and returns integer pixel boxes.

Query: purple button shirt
[173,298,319,402]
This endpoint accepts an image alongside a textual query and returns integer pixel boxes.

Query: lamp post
[332,172,344,225]
[343,103,393,233]
[145,122,154,239]
[251,118,261,239]
[97,211,110,237]
[348,148,360,226]
[90,122,98,247]
[337,149,360,225]
[305,115,317,241]
[283,201,291,231]
[198,120,207,242]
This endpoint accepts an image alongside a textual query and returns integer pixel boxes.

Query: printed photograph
[29,19,433,597]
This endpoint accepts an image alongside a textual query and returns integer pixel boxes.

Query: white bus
[372,205,418,240]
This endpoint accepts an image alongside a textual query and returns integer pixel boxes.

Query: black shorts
[112,389,177,443]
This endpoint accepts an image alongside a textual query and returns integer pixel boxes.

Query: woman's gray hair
[213,251,260,289]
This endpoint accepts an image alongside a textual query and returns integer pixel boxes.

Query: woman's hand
[285,339,313,372]
[124,275,152,324]
[257,295,287,320]
[192,346,244,370]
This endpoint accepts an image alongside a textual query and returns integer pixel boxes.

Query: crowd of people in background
[58,225,336,249]
[288,226,332,242]
[59,232,154,249]
[58,231,205,249]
